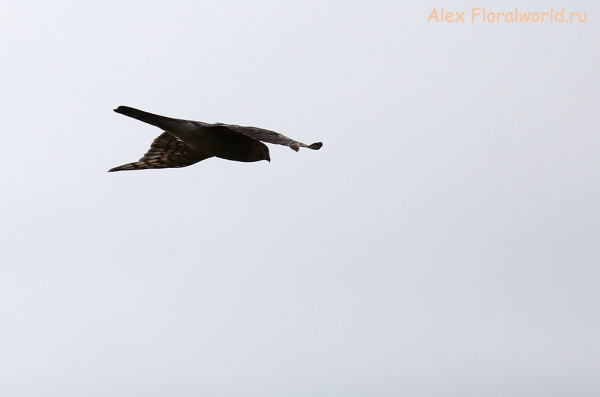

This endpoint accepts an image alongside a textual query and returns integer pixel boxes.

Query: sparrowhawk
[109,106,322,172]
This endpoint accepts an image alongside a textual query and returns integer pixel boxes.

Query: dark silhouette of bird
[109,106,323,172]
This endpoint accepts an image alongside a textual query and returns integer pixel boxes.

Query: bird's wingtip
[308,142,323,150]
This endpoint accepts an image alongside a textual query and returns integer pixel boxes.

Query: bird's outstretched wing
[213,124,323,152]
[108,132,214,172]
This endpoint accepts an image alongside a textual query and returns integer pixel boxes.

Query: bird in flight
[109,106,323,172]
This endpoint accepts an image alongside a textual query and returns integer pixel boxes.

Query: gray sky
[1,1,599,396]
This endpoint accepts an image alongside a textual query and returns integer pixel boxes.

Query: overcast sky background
[1,1,599,396]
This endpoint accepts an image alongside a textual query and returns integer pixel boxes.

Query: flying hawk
[109,106,323,172]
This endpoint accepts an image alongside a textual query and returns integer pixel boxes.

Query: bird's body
[109,106,322,172]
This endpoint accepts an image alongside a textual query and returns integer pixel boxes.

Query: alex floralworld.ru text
[428,8,587,23]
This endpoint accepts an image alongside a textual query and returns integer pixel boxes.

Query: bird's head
[254,141,270,162]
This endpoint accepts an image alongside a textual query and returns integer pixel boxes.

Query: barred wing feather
[108,132,213,172]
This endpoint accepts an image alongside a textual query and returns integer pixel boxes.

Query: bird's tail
[114,106,181,131]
